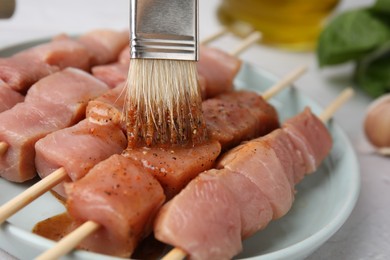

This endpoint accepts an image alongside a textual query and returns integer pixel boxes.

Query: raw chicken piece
[26,68,109,122]
[197,45,242,98]
[0,37,91,93]
[202,169,273,238]
[35,118,126,198]
[283,107,333,176]
[0,102,74,182]
[203,90,279,150]
[0,80,24,112]
[78,29,129,66]
[123,140,221,199]
[154,173,242,260]
[217,135,295,219]
[0,68,109,182]
[65,154,165,257]
[92,62,128,88]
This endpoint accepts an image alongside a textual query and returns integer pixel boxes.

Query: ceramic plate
[0,41,360,260]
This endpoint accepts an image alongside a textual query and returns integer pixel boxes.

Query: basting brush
[125,0,206,147]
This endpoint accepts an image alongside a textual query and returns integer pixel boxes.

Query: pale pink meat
[217,136,295,219]
[123,140,221,199]
[0,81,24,112]
[283,107,333,176]
[14,37,91,71]
[0,55,59,93]
[118,46,130,64]
[154,175,242,260]
[202,169,273,239]
[65,154,165,257]
[78,29,129,66]
[262,129,303,185]
[0,37,93,93]
[26,68,109,122]
[0,102,74,182]
[197,45,242,98]
[0,69,109,182]
[155,108,333,259]
[91,62,128,88]
[35,118,127,198]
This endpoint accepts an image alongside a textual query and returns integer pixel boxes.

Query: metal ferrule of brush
[130,0,199,61]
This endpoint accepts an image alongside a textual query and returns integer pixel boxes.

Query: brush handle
[0,0,15,19]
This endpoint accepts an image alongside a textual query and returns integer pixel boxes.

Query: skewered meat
[35,84,126,198]
[35,88,278,203]
[204,90,279,151]
[37,89,279,257]
[0,38,90,93]
[65,154,165,257]
[125,90,278,198]
[155,171,243,260]
[0,80,24,112]
[92,62,128,88]
[0,29,128,94]
[35,118,127,198]
[78,29,129,66]
[0,68,109,182]
[154,107,332,260]
[202,168,273,239]
[123,141,222,199]
[197,45,242,98]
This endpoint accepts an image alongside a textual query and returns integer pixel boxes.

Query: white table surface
[0,0,389,259]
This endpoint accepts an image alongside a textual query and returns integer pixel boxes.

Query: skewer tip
[229,31,262,57]
[0,142,8,156]
[161,247,187,260]
[319,87,354,123]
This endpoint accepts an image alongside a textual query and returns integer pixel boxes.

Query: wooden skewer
[319,88,354,123]
[200,28,228,45]
[377,147,390,156]
[35,220,100,260]
[262,65,307,100]
[162,87,355,260]
[0,167,67,224]
[229,31,261,57]
[33,66,307,259]
[0,141,8,156]
[161,248,187,260]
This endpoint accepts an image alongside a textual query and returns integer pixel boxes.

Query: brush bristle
[124,59,207,147]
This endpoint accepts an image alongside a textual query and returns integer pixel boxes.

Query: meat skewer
[229,31,261,56]
[199,28,229,45]
[0,29,128,95]
[34,66,307,260]
[0,65,302,225]
[0,33,284,223]
[0,68,109,182]
[158,87,354,260]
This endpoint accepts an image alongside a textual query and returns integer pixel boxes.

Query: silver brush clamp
[130,0,199,61]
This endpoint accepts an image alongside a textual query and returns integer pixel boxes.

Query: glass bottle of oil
[218,0,340,51]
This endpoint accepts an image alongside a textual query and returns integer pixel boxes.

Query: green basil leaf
[355,41,390,97]
[373,0,390,14]
[317,8,390,67]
